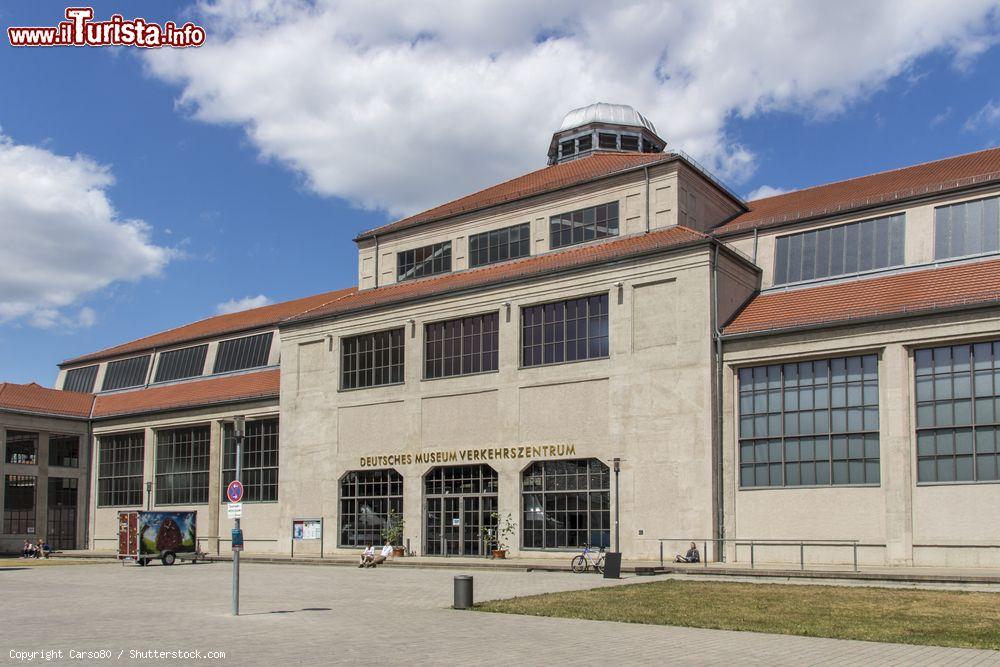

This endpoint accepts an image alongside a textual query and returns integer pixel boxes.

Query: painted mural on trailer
[139,512,196,554]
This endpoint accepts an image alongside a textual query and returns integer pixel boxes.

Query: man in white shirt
[368,542,394,567]
[358,544,374,568]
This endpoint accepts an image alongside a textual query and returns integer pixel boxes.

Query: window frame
[212,332,274,375]
[549,201,620,250]
[154,424,211,506]
[5,431,38,465]
[519,293,611,369]
[154,344,209,383]
[96,432,145,507]
[396,241,452,282]
[423,311,500,380]
[933,194,1000,262]
[338,468,403,548]
[221,418,279,504]
[340,327,406,391]
[520,458,611,551]
[3,474,37,535]
[736,354,882,490]
[63,365,98,393]
[467,222,531,268]
[913,340,1000,486]
[48,434,80,468]
[101,355,151,391]
[772,213,906,287]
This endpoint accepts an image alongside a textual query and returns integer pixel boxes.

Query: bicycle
[571,544,605,574]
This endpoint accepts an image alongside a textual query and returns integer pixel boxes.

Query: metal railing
[658,537,863,572]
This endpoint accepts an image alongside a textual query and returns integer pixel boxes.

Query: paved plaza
[2,561,998,665]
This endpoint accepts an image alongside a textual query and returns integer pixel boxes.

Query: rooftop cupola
[547,102,666,165]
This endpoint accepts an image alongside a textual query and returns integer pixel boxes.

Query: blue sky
[0,1,998,385]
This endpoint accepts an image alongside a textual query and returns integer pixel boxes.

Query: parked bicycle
[571,544,605,574]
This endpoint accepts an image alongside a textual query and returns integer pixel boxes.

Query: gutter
[710,242,725,562]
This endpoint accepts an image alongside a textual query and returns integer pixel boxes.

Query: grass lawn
[476,579,1000,650]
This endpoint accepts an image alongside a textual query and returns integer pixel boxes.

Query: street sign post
[231,417,245,616]
[226,480,244,504]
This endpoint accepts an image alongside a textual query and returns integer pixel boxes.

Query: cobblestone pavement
[1,562,997,666]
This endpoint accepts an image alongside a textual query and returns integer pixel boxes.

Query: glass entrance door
[424,465,498,557]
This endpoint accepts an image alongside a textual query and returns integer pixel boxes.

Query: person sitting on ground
[37,539,51,559]
[674,542,700,563]
[358,544,374,568]
[366,541,394,568]
[21,540,34,559]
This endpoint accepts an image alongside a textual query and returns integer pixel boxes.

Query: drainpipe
[643,166,651,233]
[752,228,759,264]
[711,243,725,562]
[373,234,379,288]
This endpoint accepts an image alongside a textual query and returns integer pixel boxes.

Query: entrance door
[424,464,499,556]
[47,477,77,550]
[442,496,462,555]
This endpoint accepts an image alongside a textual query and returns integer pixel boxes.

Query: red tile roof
[716,147,1000,235]
[62,288,356,366]
[723,258,1000,336]
[92,369,279,419]
[290,226,711,324]
[0,383,95,418]
[356,152,677,240]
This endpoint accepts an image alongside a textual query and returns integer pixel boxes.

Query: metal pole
[613,458,620,553]
[853,542,858,573]
[232,417,243,617]
[750,541,755,569]
[145,482,152,511]
[659,541,663,567]
[704,541,708,567]
[800,542,805,570]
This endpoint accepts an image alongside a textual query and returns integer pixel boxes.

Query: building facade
[4,103,1000,566]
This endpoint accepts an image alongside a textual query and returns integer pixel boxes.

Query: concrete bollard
[453,575,473,609]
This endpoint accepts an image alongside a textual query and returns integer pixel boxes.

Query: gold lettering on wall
[358,444,577,468]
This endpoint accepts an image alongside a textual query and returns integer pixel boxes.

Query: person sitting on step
[674,542,700,563]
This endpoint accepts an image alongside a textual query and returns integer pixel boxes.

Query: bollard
[453,575,473,609]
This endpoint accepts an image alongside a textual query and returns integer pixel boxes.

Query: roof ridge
[746,145,1000,204]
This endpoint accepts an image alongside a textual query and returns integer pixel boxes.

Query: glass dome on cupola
[547,102,666,165]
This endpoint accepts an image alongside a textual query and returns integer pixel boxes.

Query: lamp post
[145,481,152,510]
[232,416,245,617]
[613,458,620,553]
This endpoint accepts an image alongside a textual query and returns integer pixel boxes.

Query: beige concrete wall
[722,184,1000,289]
[89,400,280,555]
[285,245,720,559]
[0,412,90,553]
[722,307,1000,567]
[355,160,743,290]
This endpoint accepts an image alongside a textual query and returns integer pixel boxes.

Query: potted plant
[382,509,406,557]
[481,512,516,559]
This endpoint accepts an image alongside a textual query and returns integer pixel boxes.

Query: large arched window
[522,458,610,549]
[339,469,403,547]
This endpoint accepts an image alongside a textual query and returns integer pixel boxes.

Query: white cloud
[0,134,173,328]
[215,294,272,314]
[146,1,1000,218]
[746,185,791,201]
[964,99,1000,131]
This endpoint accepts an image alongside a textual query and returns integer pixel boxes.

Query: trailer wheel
[162,552,176,566]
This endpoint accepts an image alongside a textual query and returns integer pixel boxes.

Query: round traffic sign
[226,480,244,503]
